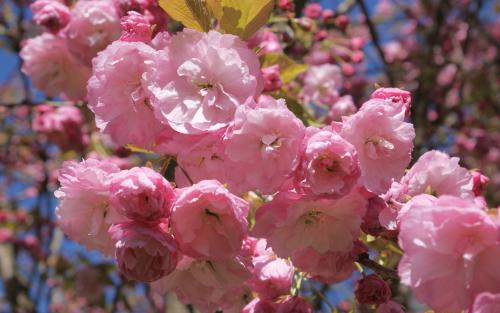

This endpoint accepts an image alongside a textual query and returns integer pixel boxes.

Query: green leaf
[208,0,274,40]
[158,0,213,32]
[124,144,155,154]
[260,52,308,84]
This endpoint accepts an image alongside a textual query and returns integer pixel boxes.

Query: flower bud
[110,222,179,282]
[262,65,282,92]
[110,167,175,223]
[303,3,322,19]
[471,170,489,196]
[278,0,295,13]
[335,15,350,29]
[355,274,392,305]
[30,0,71,33]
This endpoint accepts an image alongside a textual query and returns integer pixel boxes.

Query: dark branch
[356,0,395,85]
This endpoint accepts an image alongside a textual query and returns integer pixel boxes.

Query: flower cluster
[19,0,499,312]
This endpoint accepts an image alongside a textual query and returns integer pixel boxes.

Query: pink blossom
[295,127,360,198]
[110,167,175,223]
[383,41,408,63]
[30,0,70,33]
[392,150,474,201]
[20,34,90,100]
[437,63,458,86]
[292,241,367,284]
[223,97,305,194]
[253,191,367,257]
[171,180,249,260]
[471,293,500,313]
[119,11,152,43]
[32,105,88,151]
[262,65,282,92]
[247,30,283,54]
[109,222,178,282]
[152,256,251,313]
[341,101,415,194]
[375,0,395,18]
[112,0,168,36]
[87,40,168,148]
[304,48,331,65]
[174,130,230,188]
[248,239,294,300]
[55,158,123,256]
[147,29,263,134]
[302,64,343,106]
[398,195,500,313]
[375,301,404,313]
[303,3,322,19]
[370,87,411,117]
[326,95,357,122]
[351,37,365,50]
[65,0,121,66]
[0,229,13,243]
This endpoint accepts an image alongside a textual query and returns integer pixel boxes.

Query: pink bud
[110,167,175,224]
[361,196,388,236]
[322,9,335,23]
[110,222,178,282]
[471,170,489,196]
[278,0,295,12]
[303,3,322,19]
[335,15,350,29]
[351,37,365,50]
[30,0,71,33]
[261,65,282,92]
[371,87,412,117]
[355,274,392,305]
[314,29,328,42]
[342,63,355,76]
[351,50,364,63]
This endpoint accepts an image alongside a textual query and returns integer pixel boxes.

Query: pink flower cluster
[39,6,500,310]
[55,157,302,312]
[32,104,88,151]
[21,0,168,101]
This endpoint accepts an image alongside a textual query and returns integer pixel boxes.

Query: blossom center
[302,209,322,225]
[365,137,394,159]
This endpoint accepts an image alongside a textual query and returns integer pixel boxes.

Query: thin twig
[357,253,399,281]
[356,0,395,85]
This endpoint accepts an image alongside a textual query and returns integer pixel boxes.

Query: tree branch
[356,0,395,85]
[357,253,399,281]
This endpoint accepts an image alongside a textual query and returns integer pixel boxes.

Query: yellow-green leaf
[124,144,155,154]
[209,0,274,40]
[158,0,213,32]
[260,52,308,83]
